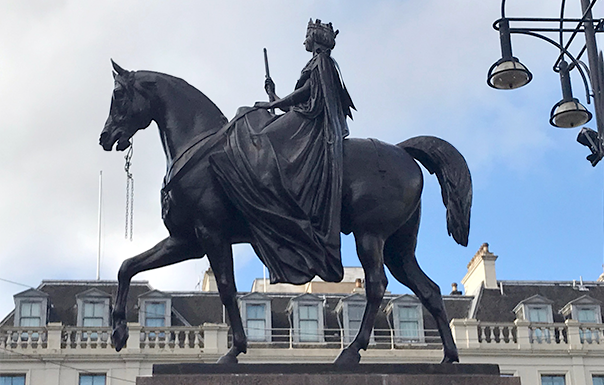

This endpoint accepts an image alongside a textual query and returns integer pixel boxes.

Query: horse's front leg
[203,237,247,364]
[334,233,387,365]
[112,236,203,351]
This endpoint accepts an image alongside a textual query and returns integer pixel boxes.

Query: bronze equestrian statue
[99,19,472,366]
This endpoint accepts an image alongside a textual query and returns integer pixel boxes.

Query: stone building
[1,244,604,385]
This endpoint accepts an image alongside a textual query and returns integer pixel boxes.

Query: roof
[473,280,604,322]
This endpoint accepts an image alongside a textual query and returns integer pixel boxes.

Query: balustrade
[3,320,604,355]
[138,326,204,350]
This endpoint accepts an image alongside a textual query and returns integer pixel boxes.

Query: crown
[307,18,339,39]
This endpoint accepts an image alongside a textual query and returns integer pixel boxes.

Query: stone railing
[450,318,604,350]
[0,322,229,355]
[6,319,603,355]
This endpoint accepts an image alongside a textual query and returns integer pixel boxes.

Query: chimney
[201,268,218,292]
[461,243,498,295]
[450,282,462,295]
[352,278,365,294]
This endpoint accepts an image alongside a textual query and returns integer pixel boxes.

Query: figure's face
[99,73,152,151]
[303,34,313,52]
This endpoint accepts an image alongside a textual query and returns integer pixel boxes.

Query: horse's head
[100,60,154,151]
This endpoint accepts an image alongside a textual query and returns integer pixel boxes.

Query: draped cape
[210,52,354,284]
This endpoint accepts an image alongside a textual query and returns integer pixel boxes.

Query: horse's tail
[397,136,472,247]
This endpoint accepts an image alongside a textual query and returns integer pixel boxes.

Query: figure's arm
[256,79,311,112]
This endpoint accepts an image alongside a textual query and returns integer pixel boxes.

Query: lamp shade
[487,58,532,90]
[549,98,592,128]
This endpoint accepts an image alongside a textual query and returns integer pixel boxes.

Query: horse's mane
[135,70,229,130]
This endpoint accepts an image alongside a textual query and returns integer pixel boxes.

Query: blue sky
[1,0,604,318]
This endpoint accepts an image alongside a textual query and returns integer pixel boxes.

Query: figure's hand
[254,101,273,109]
[265,77,276,96]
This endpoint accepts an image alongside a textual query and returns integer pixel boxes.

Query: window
[19,302,41,327]
[541,375,565,385]
[83,302,105,327]
[246,303,266,341]
[145,302,166,327]
[513,295,554,343]
[76,288,111,328]
[347,304,364,339]
[138,290,171,329]
[79,374,106,385]
[398,305,421,340]
[335,294,368,344]
[593,376,604,385]
[239,293,272,342]
[527,306,550,322]
[578,307,599,323]
[0,375,25,385]
[299,304,319,342]
[13,288,49,328]
[528,306,551,342]
[287,293,324,343]
[387,295,424,343]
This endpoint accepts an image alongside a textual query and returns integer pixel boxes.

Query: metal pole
[580,0,604,149]
[97,170,103,280]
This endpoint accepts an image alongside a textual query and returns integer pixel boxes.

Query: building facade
[1,244,604,385]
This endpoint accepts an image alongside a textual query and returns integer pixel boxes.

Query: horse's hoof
[334,347,361,366]
[216,353,239,364]
[112,323,129,352]
[441,351,459,364]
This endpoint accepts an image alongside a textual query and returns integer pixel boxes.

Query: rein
[162,107,259,193]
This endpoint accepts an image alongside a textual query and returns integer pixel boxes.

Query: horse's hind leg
[384,207,459,363]
[334,232,388,365]
[112,236,203,351]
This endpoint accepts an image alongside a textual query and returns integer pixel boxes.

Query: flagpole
[97,170,103,280]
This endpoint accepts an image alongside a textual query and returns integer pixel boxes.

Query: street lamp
[489,0,604,166]
[487,18,533,89]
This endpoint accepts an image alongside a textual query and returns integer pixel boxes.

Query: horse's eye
[113,89,125,100]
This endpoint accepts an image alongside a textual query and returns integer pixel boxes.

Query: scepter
[263,48,275,114]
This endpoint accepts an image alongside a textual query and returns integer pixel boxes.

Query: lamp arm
[511,29,592,103]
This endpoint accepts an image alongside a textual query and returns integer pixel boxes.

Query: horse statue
[99,60,472,365]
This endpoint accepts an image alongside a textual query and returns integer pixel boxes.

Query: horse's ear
[111,59,127,76]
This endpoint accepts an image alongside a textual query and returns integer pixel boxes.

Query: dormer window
[138,290,171,328]
[386,295,424,343]
[239,293,272,342]
[13,289,49,328]
[76,289,111,328]
[287,293,324,343]
[513,295,554,323]
[561,295,602,343]
[335,293,367,344]
[560,295,602,323]
[513,295,554,343]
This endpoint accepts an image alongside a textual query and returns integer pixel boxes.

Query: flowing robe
[210,51,354,284]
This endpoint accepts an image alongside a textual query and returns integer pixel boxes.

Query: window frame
[540,374,566,385]
[138,290,171,328]
[287,293,325,343]
[76,289,111,328]
[0,374,26,385]
[335,293,371,344]
[239,293,272,342]
[592,374,604,385]
[78,373,106,385]
[386,295,425,344]
[13,289,49,328]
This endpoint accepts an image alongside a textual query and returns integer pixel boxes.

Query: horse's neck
[151,75,226,167]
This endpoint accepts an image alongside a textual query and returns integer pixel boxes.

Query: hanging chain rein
[124,142,134,241]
